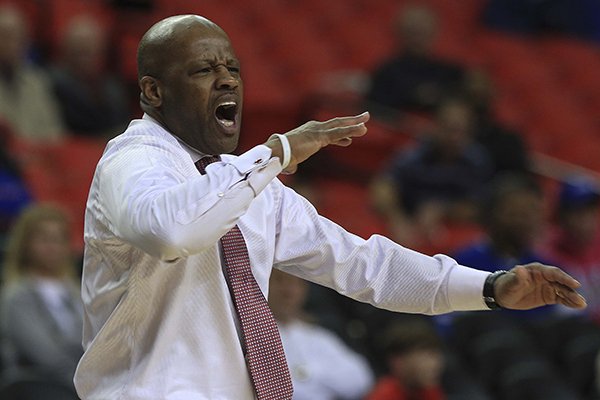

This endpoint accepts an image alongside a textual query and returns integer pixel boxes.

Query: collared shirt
[1,278,83,387]
[74,115,489,400]
[278,319,374,400]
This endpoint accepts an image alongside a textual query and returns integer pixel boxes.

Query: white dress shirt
[278,320,374,400]
[74,115,490,400]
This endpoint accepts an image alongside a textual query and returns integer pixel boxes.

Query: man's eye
[196,67,212,74]
[228,66,240,74]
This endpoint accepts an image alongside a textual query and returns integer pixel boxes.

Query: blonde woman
[1,204,82,391]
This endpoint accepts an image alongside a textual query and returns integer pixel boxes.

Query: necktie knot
[195,155,221,174]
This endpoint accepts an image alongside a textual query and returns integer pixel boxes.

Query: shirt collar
[142,113,206,162]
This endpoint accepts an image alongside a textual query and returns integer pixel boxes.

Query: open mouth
[215,101,238,128]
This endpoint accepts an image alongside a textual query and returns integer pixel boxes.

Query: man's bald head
[136,14,243,154]
[137,15,226,80]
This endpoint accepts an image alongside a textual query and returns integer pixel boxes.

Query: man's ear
[140,76,162,107]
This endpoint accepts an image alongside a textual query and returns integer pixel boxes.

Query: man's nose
[215,67,239,90]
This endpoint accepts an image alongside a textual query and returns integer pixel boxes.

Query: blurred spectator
[371,98,492,248]
[0,205,82,393]
[0,122,32,250]
[462,68,530,175]
[268,269,374,400]
[50,16,129,140]
[367,318,446,400]
[453,173,554,318]
[454,173,547,270]
[540,176,600,323]
[366,5,465,117]
[483,0,600,43]
[0,5,64,142]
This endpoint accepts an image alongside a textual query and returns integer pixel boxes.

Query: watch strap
[483,270,508,310]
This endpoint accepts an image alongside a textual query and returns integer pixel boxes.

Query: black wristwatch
[483,270,508,310]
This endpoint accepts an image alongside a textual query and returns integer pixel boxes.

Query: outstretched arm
[494,263,587,310]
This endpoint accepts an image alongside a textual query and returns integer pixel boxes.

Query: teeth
[215,100,237,128]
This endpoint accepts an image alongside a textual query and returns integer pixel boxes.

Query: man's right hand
[265,112,370,174]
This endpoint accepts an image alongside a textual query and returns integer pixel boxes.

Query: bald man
[74,15,586,400]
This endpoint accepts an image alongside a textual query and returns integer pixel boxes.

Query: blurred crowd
[0,0,599,399]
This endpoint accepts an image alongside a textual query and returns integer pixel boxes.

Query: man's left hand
[494,263,587,310]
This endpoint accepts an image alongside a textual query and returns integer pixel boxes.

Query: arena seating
[5,0,598,255]
[2,1,600,398]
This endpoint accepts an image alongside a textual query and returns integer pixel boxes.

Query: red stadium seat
[20,138,106,252]
[313,179,389,240]
[118,33,141,83]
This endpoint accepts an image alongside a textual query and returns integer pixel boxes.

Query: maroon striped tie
[196,155,293,400]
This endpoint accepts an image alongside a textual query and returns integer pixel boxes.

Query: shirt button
[218,192,224,197]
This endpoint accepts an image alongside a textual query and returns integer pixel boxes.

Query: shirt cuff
[222,144,283,197]
[224,145,273,175]
[447,265,490,311]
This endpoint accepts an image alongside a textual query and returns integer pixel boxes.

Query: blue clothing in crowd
[454,240,556,319]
